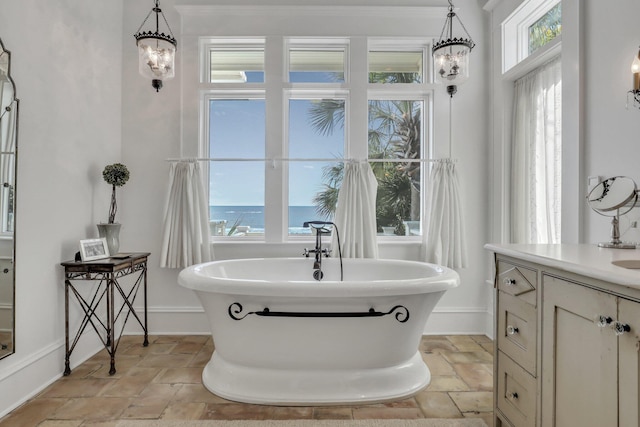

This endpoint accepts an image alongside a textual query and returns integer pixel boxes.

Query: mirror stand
[587,176,638,249]
[599,214,636,249]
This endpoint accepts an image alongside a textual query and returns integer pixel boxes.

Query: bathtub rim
[178,257,459,297]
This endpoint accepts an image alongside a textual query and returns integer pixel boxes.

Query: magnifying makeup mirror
[587,176,638,249]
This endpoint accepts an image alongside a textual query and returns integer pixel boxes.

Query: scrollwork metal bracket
[228,302,409,323]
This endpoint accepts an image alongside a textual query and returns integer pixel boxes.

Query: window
[201,38,430,241]
[368,51,423,83]
[208,97,266,236]
[288,97,345,235]
[209,49,264,83]
[289,49,346,83]
[368,99,423,235]
[528,2,561,55]
[502,0,561,73]
[511,57,561,244]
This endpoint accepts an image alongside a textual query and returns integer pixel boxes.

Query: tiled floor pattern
[0,335,494,427]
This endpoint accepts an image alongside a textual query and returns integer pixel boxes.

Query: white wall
[0,0,123,417]
[119,0,492,338]
[581,0,640,245]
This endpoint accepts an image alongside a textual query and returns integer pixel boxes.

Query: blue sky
[209,96,344,206]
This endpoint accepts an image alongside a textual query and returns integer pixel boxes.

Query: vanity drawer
[497,260,537,306]
[497,351,536,427]
[498,291,537,375]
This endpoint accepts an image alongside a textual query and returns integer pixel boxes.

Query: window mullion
[264,36,285,243]
[349,37,368,160]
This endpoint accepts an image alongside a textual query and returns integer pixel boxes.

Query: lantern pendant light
[134,0,177,92]
[432,0,475,97]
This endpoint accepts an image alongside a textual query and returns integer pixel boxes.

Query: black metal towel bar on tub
[228,303,410,323]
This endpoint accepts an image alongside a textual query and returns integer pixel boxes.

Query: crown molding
[175,5,448,19]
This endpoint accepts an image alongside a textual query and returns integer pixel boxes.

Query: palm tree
[307,89,422,234]
[368,100,421,222]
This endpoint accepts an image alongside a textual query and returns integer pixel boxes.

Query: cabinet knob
[503,278,516,286]
[507,391,519,401]
[506,325,519,335]
[596,315,613,327]
[614,321,631,336]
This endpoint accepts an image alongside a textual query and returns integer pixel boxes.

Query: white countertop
[484,243,640,289]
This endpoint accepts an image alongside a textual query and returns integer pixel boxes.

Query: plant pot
[97,223,121,256]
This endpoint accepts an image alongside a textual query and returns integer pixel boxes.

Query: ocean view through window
[209,205,321,236]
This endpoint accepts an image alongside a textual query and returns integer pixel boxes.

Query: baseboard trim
[126,305,494,337]
[424,307,494,336]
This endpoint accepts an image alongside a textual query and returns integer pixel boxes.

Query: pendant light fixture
[432,0,475,97]
[134,0,177,92]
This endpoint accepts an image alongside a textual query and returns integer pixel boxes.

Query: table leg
[64,279,71,376]
[108,274,116,375]
[143,264,149,347]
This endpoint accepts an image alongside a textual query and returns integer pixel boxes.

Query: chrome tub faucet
[303,221,334,280]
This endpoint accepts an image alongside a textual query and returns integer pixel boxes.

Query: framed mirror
[0,37,17,359]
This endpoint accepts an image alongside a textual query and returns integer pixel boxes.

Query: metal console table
[60,252,150,376]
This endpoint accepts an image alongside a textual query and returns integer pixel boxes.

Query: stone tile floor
[0,335,494,427]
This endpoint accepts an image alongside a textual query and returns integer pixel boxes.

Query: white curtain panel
[423,159,467,268]
[511,56,562,244]
[331,161,379,258]
[160,161,213,268]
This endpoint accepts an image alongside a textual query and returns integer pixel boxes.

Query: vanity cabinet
[494,258,539,427]
[490,246,640,427]
[542,275,640,427]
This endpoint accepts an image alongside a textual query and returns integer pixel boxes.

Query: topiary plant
[103,163,130,224]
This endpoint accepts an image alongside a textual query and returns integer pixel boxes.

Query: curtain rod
[165,157,456,163]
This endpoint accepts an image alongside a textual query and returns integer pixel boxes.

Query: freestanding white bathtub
[178,257,459,405]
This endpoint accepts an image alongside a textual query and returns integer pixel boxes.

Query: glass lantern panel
[433,44,470,86]
[137,38,176,80]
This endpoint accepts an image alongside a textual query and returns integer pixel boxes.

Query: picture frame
[79,237,110,261]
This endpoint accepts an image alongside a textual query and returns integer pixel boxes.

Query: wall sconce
[134,0,177,92]
[628,46,640,109]
[432,0,475,97]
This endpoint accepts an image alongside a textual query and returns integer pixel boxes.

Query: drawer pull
[596,315,613,327]
[507,391,519,401]
[506,325,519,335]
[503,278,516,286]
[614,321,631,336]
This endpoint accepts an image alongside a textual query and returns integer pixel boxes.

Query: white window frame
[367,38,430,85]
[366,91,431,239]
[285,38,350,86]
[199,37,433,243]
[502,0,561,74]
[284,89,350,241]
[199,38,266,84]
[499,0,564,244]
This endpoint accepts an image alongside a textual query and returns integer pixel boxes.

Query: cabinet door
[542,276,617,427]
[618,297,640,427]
